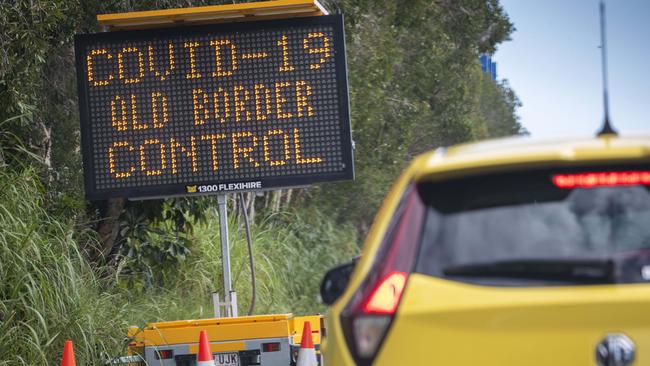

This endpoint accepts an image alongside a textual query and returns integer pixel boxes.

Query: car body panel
[416,135,650,182]
[323,135,650,365]
[375,273,650,365]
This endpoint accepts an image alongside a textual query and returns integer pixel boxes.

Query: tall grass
[188,206,359,315]
[0,169,202,364]
[0,168,148,364]
[0,168,359,364]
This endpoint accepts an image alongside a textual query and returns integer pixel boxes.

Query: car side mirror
[320,259,357,305]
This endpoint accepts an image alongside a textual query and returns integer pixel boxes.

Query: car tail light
[341,184,425,365]
[352,316,392,359]
[552,171,650,189]
[362,271,407,314]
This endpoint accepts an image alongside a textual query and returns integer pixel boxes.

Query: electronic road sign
[75,15,352,200]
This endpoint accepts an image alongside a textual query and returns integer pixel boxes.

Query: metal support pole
[217,194,237,317]
[212,292,221,318]
[230,291,238,317]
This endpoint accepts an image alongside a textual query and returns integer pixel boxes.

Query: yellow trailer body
[123,314,323,365]
[97,0,328,30]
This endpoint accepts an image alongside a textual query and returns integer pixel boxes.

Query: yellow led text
[85,33,334,88]
[234,85,252,122]
[87,49,114,86]
[232,131,260,168]
[186,80,315,125]
[201,134,227,171]
[294,127,322,164]
[304,32,332,70]
[275,81,293,119]
[108,141,136,178]
[254,84,272,121]
[184,41,202,79]
[111,92,170,131]
[263,129,290,166]
[210,39,237,77]
[139,139,166,176]
[277,35,295,72]
[117,47,145,84]
[106,128,322,179]
[170,136,199,174]
[148,43,175,81]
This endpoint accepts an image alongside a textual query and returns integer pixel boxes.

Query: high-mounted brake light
[553,171,650,189]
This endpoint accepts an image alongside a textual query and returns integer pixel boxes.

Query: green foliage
[0,168,122,365]
[0,0,525,360]
[142,204,359,316]
[114,198,211,283]
[479,77,526,137]
[0,169,355,365]
[0,0,525,248]
[0,0,77,165]
[315,0,521,229]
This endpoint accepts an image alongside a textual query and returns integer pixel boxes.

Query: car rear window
[415,165,650,286]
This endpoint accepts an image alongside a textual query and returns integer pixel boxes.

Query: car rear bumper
[324,273,650,365]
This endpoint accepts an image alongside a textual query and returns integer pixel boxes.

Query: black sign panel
[75,15,353,200]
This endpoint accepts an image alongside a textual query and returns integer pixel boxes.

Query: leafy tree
[0,0,524,277]
[0,0,77,168]
[480,77,526,137]
[315,0,521,230]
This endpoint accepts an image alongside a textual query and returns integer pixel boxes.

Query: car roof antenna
[597,0,618,136]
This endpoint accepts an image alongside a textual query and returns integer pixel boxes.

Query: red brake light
[262,342,281,352]
[341,184,425,365]
[553,171,650,189]
[362,271,407,314]
[154,349,174,359]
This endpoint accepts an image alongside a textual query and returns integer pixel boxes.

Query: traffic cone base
[296,348,318,366]
[296,322,317,366]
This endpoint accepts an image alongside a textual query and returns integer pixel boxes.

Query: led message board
[75,15,353,200]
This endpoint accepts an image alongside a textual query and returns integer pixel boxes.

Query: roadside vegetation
[0,0,523,364]
[0,167,357,364]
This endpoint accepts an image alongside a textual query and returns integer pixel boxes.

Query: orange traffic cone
[296,322,317,366]
[60,340,76,366]
[197,330,214,366]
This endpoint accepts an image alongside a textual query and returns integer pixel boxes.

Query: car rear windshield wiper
[442,258,615,283]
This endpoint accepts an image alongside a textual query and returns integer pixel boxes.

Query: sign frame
[75,14,353,200]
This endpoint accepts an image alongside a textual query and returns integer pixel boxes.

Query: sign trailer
[75,8,353,324]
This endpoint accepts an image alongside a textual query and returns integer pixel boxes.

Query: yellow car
[320,134,650,366]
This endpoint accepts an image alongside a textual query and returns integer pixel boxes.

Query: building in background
[480,54,497,80]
